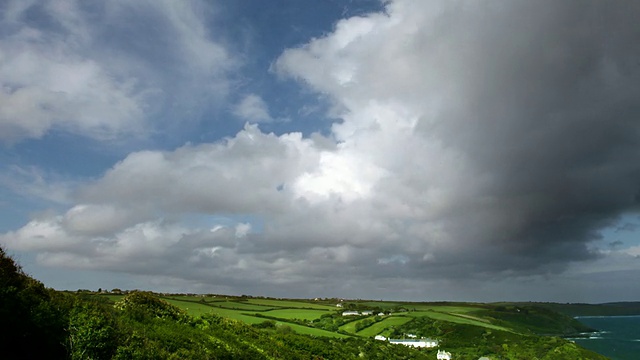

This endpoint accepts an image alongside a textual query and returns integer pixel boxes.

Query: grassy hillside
[137,293,608,359]
[501,301,640,317]
[0,246,611,359]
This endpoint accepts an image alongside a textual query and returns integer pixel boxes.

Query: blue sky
[2,0,640,303]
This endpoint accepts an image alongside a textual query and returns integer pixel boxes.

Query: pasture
[407,310,511,332]
[245,298,336,310]
[162,298,218,318]
[357,316,414,337]
[98,293,527,338]
[262,308,330,321]
[210,301,277,311]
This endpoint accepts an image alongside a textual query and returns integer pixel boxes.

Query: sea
[570,315,640,360]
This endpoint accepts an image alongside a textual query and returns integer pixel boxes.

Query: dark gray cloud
[276,0,640,281]
[417,0,640,270]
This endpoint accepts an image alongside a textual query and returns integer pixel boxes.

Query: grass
[274,322,351,338]
[262,308,330,321]
[245,298,336,310]
[165,297,346,338]
[95,293,602,342]
[338,317,368,334]
[211,301,277,311]
[357,316,414,337]
[162,298,264,324]
[357,301,403,309]
[407,310,511,332]
[408,304,481,313]
[162,298,218,317]
[100,294,125,302]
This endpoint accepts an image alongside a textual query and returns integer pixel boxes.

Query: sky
[1,0,640,303]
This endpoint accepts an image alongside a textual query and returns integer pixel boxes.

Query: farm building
[437,349,452,359]
[388,338,439,348]
[341,311,360,316]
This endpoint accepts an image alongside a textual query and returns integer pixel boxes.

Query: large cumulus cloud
[0,0,232,143]
[276,0,640,270]
[3,0,640,300]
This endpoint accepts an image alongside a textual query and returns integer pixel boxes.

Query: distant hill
[500,301,640,317]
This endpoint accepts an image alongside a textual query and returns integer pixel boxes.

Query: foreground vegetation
[0,247,615,359]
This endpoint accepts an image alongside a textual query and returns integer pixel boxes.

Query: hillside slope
[0,247,609,359]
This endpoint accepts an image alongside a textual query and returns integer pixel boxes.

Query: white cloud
[0,165,76,205]
[233,94,273,123]
[0,35,145,142]
[78,124,321,214]
[0,0,234,144]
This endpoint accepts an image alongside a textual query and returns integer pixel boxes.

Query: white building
[342,310,360,316]
[374,335,387,341]
[388,338,439,348]
[437,350,452,360]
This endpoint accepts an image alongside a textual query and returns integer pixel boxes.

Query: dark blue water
[571,316,640,360]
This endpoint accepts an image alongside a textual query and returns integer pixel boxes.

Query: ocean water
[571,316,640,360]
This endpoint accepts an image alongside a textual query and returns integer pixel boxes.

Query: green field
[162,296,347,338]
[263,308,330,321]
[357,301,403,309]
[100,294,125,302]
[162,298,218,317]
[245,298,336,310]
[161,295,513,334]
[211,301,278,311]
[275,322,351,338]
[357,316,414,337]
[338,317,368,334]
[97,293,608,344]
[409,304,482,313]
[406,310,511,332]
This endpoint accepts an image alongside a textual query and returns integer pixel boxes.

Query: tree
[68,301,119,360]
[0,246,68,359]
[114,291,186,323]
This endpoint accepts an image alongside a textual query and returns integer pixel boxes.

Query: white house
[422,338,439,348]
[361,310,373,315]
[388,338,439,348]
[336,303,343,308]
[374,335,387,341]
[342,311,360,316]
[437,350,452,360]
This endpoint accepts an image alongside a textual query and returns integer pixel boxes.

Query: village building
[437,349,452,360]
[341,310,360,316]
[388,338,439,348]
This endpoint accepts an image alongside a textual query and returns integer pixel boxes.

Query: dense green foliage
[0,247,613,359]
[0,247,69,359]
[471,305,594,335]
[502,301,640,317]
